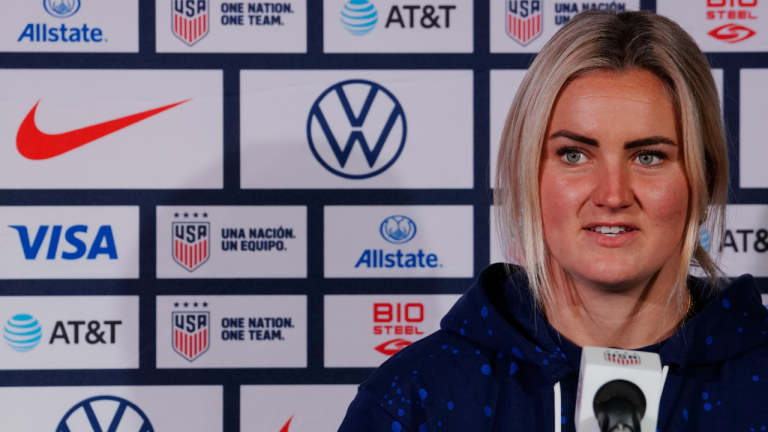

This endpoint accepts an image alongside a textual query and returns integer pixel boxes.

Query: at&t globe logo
[307,79,407,179]
[58,396,154,432]
[3,314,42,352]
[44,0,81,18]
[341,0,378,36]
[380,216,417,244]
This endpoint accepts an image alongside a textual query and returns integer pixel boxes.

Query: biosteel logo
[373,302,424,355]
[706,0,758,43]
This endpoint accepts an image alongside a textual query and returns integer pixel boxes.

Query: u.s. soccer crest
[506,0,543,46]
[173,221,210,272]
[173,310,210,361]
[172,0,210,46]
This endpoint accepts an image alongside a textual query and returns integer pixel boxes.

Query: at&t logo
[380,215,416,244]
[3,314,42,352]
[57,396,154,432]
[356,215,440,269]
[44,0,80,18]
[341,0,378,35]
[307,79,407,179]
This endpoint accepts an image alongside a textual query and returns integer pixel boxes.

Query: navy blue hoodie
[339,263,768,432]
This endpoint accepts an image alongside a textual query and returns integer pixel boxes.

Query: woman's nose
[592,161,634,209]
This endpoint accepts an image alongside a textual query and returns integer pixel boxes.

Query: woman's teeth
[589,226,633,237]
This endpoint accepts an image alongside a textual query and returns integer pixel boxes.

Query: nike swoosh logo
[279,416,293,432]
[16,99,190,160]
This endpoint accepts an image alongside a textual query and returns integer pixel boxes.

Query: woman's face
[540,69,689,289]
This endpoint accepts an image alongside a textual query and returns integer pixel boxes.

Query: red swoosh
[16,99,190,160]
[279,416,293,432]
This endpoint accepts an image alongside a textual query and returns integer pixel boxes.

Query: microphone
[575,347,663,432]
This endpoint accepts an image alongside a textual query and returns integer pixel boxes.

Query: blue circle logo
[4,314,42,353]
[307,79,407,180]
[380,216,417,244]
[43,0,80,18]
[58,396,154,432]
[341,0,378,36]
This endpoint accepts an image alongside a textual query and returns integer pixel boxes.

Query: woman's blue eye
[565,151,583,163]
[637,154,662,165]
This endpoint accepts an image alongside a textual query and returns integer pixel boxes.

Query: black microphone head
[593,380,647,432]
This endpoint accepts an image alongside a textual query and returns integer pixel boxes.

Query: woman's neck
[542,263,689,349]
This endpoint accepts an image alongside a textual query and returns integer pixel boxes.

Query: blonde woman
[339,10,768,432]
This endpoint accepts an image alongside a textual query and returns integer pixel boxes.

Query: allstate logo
[380,216,417,244]
[3,314,42,353]
[307,80,407,179]
[341,0,378,36]
[58,396,154,432]
[43,0,81,18]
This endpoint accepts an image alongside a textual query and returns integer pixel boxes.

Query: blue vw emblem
[57,396,154,432]
[44,0,80,18]
[307,79,407,179]
[380,216,417,244]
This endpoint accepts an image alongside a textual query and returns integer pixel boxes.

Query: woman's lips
[583,227,639,247]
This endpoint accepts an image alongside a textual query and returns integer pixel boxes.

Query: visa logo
[9,225,118,260]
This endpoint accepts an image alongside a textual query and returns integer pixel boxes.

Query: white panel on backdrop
[489,69,724,187]
[324,294,460,367]
[0,0,138,53]
[324,0,473,53]
[489,69,527,186]
[0,69,222,189]
[658,0,768,52]
[489,206,506,264]
[325,206,474,278]
[703,205,768,277]
[0,206,138,279]
[490,0,640,53]
[156,295,307,368]
[241,385,358,432]
[240,70,473,189]
[156,206,307,278]
[0,386,222,431]
[156,0,306,53]
[740,69,768,188]
[0,296,138,370]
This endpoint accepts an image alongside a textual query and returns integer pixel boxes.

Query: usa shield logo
[173,311,209,361]
[172,0,209,46]
[173,221,210,272]
[506,0,543,46]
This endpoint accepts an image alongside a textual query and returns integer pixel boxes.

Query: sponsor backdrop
[0,0,766,431]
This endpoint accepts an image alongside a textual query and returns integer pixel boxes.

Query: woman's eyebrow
[549,130,598,146]
[624,136,677,149]
[549,131,677,149]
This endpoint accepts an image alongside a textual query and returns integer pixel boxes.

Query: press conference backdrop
[0,0,766,430]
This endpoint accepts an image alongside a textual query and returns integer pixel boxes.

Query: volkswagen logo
[44,0,81,18]
[307,79,407,180]
[57,396,154,432]
[380,215,417,244]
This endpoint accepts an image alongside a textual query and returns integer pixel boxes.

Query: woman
[339,10,768,432]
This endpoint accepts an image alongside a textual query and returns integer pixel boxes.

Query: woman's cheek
[636,173,689,228]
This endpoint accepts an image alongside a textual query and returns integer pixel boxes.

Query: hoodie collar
[441,264,768,382]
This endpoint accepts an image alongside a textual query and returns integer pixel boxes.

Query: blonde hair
[494,10,728,314]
